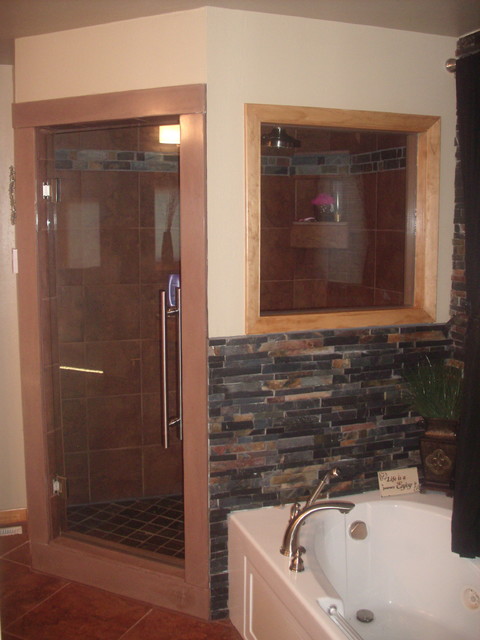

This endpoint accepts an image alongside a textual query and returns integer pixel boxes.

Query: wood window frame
[245,103,440,334]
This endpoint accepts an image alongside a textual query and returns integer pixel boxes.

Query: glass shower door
[47,121,185,561]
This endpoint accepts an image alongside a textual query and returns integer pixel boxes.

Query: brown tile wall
[39,125,183,506]
[260,130,407,313]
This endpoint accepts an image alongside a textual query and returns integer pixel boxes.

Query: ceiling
[1,0,479,64]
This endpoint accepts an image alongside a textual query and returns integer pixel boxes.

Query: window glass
[260,125,412,314]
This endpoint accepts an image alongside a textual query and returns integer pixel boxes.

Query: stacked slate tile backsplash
[449,29,480,360]
[208,324,452,618]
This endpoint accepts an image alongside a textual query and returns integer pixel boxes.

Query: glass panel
[43,121,184,562]
[260,124,413,315]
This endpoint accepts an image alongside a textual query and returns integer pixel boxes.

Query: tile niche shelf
[290,221,349,249]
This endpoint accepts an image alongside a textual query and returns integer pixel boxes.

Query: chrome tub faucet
[280,467,355,570]
[280,500,355,560]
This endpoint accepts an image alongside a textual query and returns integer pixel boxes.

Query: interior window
[246,104,440,334]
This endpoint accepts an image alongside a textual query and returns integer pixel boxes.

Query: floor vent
[0,525,23,536]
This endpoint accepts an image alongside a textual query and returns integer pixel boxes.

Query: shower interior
[41,118,185,563]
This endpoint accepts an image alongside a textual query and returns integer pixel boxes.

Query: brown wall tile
[62,398,88,452]
[140,229,179,283]
[374,288,405,306]
[375,230,406,292]
[143,444,183,497]
[90,449,143,502]
[293,279,328,309]
[87,395,142,450]
[139,172,179,229]
[327,282,375,308]
[54,126,139,151]
[141,393,162,446]
[81,172,139,228]
[58,286,84,343]
[260,280,294,312]
[85,340,141,397]
[59,343,87,399]
[82,228,140,285]
[377,169,407,231]
[261,176,295,227]
[84,285,140,341]
[260,228,294,281]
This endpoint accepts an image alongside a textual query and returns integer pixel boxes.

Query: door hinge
[42,178,61,202]
[11,248,18,274]
[52,475,67,496]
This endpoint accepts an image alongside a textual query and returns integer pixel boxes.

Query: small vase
[420,418,458,495]
[314,204,334,222]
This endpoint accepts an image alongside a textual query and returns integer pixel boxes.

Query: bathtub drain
[462,588,480,610]
[356,609,374,623]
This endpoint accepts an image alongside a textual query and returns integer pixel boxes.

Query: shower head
[261,126,300,149]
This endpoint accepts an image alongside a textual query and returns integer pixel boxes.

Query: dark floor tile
[66,496,185,558]
[88,528,114,539]
[138,524,165,537]
[110,524,136,536]
[0,559,67,626]
[124,529,152,542]
[108,514,131,526]
[2,542,32,566]
[0,525,29,556]
[120,609,242,640]
[5,582,150,640]
[161,508,182,518]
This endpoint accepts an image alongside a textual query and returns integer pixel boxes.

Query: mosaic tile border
[262,146,406,176]
[55,149,179,172]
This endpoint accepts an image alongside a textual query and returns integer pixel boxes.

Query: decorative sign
[377,467,420,497]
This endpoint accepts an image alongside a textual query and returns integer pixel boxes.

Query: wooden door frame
[13,85,210,617]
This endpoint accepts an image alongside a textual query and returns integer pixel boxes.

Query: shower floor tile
[66,495,184,558]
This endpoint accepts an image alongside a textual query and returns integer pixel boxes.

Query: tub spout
[305,467,341,507]
[280,500,355,559]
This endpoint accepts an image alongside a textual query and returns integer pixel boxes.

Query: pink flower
[311,193,334,206]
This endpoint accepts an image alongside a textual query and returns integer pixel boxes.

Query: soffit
[1,0,479,64]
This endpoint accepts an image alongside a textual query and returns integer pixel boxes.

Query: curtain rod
[446,58,457,73]
[446,48,480,73]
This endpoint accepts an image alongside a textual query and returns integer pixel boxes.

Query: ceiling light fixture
[159,124,180,145]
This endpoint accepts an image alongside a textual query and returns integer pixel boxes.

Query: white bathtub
[228,491,480,640]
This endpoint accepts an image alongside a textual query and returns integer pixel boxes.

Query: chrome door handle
[159,287,183,448]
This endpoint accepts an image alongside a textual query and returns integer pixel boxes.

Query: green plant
[403,358,464,421]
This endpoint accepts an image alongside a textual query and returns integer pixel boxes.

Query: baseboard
[0,508,28,525]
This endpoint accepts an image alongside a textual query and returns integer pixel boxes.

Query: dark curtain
[452,51,480,558]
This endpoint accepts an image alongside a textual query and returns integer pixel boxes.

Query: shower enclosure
[14,85,209,615]
[45,120,185,560]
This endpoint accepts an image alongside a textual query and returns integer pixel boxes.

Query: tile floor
[66,495,184,559]
[0,523,242,640]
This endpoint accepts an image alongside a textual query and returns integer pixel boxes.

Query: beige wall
[0,65,26,511]
[14,8,457,338]
[206,8,457,336]
[14,9,207,101]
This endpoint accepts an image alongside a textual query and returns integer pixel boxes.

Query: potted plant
[403,357,463,433]
[403,357,463,494]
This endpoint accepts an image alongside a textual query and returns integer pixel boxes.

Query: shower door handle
[159,288,183,449]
